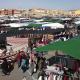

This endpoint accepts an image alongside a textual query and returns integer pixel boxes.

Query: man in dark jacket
[1,58,9,75]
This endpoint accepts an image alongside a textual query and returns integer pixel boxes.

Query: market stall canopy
[3,23,29,28]
[74,21,80,25]
[60,18,72,21]
[35,38,80,60]
[42,23,64,29]
[27,23,42,28]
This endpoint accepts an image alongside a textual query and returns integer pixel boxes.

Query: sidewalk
[7,37,28,52]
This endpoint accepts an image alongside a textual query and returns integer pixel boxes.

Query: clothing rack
[43,69,79,79]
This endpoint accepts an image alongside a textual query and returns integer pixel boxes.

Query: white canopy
[3,23,29,28]
[61,18,72,21]
[74,21,80,25]
[42,23,64,29]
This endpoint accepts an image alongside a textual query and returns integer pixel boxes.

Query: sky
[0,0,80,10]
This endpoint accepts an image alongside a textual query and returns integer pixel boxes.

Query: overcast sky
[0,0,80,10]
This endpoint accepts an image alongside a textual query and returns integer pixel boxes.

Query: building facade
[0,9,80,18]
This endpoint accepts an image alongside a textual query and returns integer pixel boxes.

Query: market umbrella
[35,37,80,60]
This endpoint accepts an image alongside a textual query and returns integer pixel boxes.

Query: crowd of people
[0,49,80,80]
[1,58,14,75]
[0,32,80,80]
[15,50,47,75]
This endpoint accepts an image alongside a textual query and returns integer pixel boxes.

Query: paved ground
[0,63,39,80]
[7,37,28,51]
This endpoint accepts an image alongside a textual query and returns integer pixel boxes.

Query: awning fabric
[42,23,64,29]
[74,21,80,25]
[35,38,80,60]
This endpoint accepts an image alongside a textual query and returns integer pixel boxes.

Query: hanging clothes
[57,75,62,80]
[73,60,80,72]
[38,76,42,80]
[22,76,27,80]
[53,74,57,80]
[73,72,79,80]
[63,75,69,80]
[60,75,63,80]
[44,76,48,80]
[48,73,53,80]
[68,76,72,80]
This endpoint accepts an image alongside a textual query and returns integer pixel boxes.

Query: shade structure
[74,21,80,25]
[27,23,42,28]
[3,23,29,28]
[35,37,80,60]
[42,23,64,29]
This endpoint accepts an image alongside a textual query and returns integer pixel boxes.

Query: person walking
[30,60,36,75]
[1,58,9,75]
[16,51,22,68]
[21,54,27,73]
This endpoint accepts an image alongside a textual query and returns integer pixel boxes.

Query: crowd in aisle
[0,49,80,80]
[0,34,80,80]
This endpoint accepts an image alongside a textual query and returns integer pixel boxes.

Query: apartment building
[28,8,47,18]
[0,8,80,18]
[0,9,22,17]
[69,10,80,17]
